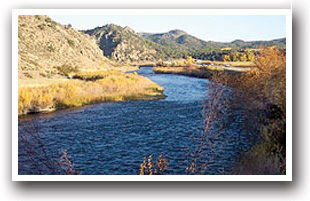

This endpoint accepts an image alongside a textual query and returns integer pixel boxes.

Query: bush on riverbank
[71,70,124,81]
[139,155,169,175]
[211,47,286,174]
[18,71,164,115]
[153,65,213,78]
[212,61,255,67]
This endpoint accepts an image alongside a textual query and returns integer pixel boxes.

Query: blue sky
[50,15,286,42]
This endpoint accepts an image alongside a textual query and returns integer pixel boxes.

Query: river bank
[153,64,252,79]
[153,66,213,78]
[18,69,165,115]
[19,67,252,175]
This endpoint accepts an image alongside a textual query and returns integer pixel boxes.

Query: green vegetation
[37,23,46,30]
[47,43,55,52]
[34,15,41,20]
[141,29,286,61]
[18,70,165,115]
[84,24,285,63]
[36,17,58,30]
[23,72,33,79]
[45,17,57,28]
[66,37,75,47]
[84,24,184,62]
[55,64,79,77]
[39,72,47,77]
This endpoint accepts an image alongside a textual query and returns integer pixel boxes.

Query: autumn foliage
[211,47,286,174]
[139,155,168,175]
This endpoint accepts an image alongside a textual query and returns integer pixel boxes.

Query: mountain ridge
[83,24,181,62]
[140,29,286,51]
[84,24,286,62]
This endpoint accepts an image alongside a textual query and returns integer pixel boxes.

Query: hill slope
[84,24,182,62]
[84,24,286,63]
[18,15,115,80]
[225,38,286,49]
[139,29,212,52]
[140,30,286,53]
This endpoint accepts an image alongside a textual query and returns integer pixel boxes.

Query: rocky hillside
[18,15,115,80]
[139,29,212,52]
[87,25,286,63]
[83,24,180,63]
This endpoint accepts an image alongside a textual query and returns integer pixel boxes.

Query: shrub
[47,43,55,52]
[34,15,41,20]
[23,72,33,78]
[44,17,57,28]
[210,47,286,174]
[139,155,168,175]
[66,38,75,47]
[37,23,46,30]
[55,64,79,77]
[39,72,46,77]
[186,55,195,64]
[153,66,213,78]
[156,59,167,67]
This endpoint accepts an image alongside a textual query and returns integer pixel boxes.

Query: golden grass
[196,60,212,65]
[70,70,124,81]
[194,60,254,67]
[212,61,255,67]
[68,66,140,80]
[205,66,225,71]
[18,71,164,115]
[105,66,140,72]
[19,78,70,88]
[131,61,156,67]
[229,62,255,67]
[153,61,253,78]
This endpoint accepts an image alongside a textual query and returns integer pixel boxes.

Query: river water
[18,67,253,175]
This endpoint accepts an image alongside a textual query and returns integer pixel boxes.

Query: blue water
[18,67,252,175]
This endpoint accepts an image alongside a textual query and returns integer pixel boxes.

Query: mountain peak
[232,39,245,43]
[84,24,173,62]
[168,29,186,35]
[124,26,135,33]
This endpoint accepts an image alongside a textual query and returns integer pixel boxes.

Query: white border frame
[12,9,292,181]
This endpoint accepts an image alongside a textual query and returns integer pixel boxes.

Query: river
[18,67,253,175]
